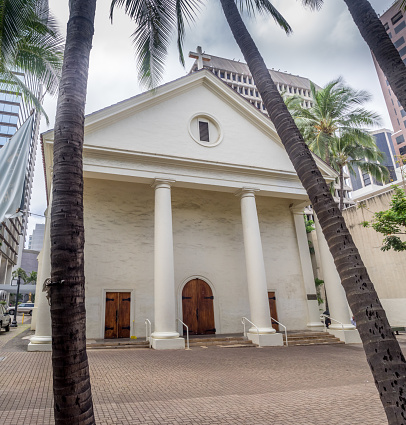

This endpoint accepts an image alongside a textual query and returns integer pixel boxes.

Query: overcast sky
[26,0,396,240]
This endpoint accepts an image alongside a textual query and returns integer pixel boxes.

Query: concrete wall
[343,190,406,326]
[83,178,308,339]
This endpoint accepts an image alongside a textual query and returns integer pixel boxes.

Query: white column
[150,180,184,350]
[238,188,282,346]
[314,215,361,343]
[28,206,52,351]
[290,208,323,328]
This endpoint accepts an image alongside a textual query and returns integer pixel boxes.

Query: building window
[399,45,406,57]
[362,172,371,186]
[394,36,405,48]
[226,73,230,79]
[395,20,406,34]
[389,32,393,39]
[384,22,390,31]
[392,11,403,25]
[250,89,254,96]
[248,78,252,84]
[245,88,248,95]
[401,110,406,117]
[289,87,292,93]
[238,76,241,82]
[220,71,225,78]
[396,135,405,145]
[243,77,246,83]
[199,121,209,142]
[255,90,259,97]
[400,146,406,155]
[232,74,236,81]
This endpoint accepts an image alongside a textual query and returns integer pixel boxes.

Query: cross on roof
[189,46,211,70]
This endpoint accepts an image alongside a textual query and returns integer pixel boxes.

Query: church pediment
[42,70,337,200]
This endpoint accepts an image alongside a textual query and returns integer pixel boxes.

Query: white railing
[145,319,152,348]
[271,317,288,346]
[177,318,190,350]
[320,314,344,332]
[241,317,261,348]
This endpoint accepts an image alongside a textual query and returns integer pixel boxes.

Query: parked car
[0,304,11,332]
[8,303,34,316]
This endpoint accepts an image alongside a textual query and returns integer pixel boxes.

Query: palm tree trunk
[219,0,406,422]
[343,0,406,112]
[50,0,97,423]
[339,166,344,211]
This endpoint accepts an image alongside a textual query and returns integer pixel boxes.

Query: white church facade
[30,70,360,351]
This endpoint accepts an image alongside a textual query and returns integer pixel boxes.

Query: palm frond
[299,0,323,11]
[0,67,49,123]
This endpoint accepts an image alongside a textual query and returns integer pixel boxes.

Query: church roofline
[41,69,337,195]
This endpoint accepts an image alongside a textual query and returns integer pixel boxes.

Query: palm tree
[288,79,380,167]
[329,135,389,210]
[287,78,389,210]
[301,1,406,119]
[0,0,64,122]
[49,0,96,423]
[216,2,406,420]
[112,0,405,422]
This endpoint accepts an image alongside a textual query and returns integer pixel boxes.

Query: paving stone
[0,330,404,424]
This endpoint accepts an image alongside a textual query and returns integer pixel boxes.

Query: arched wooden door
[182,278,215,335]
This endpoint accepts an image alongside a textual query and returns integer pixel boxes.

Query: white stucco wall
[83,179,309,338]
[343,190,406,327]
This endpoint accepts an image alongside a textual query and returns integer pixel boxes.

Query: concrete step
[283,332,343,346]
[189,338,251,347]
[87,339,150,349]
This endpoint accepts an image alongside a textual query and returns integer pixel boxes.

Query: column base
[328,329,361,344]
[248,332,283,346]
[151,337,185,350]
[27,336,52,352]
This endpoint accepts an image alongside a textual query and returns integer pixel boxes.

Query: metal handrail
[320,314,344,332]
[145,319,152,348]
[271,316,288,346]
[177,318,190,350]
[241,317,261,348]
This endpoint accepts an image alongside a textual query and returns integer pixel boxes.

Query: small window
[250,89,253,96]
[289,87,292,93]
[248,78,252,84]
[395,20,406,34]
[232,74,236,81]
[243,77,246,83]
[244,88,248,95]
[392,11,403,25]
[255,90,259,97]
[238,76,241,82]
[226,73,231,79]
[394,36,405,48]
[384,22,389,31]
[220,71,225,78]
[400,146,406,155]
[199,121,210,142]
[399,45,406,57]
[401,110,406,117]
[396,134,405,145]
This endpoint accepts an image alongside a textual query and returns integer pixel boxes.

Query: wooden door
[104,292,131,339]
[182,279,215,335]
[268,291,279,332]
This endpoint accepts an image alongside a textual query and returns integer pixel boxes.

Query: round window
[188,113,223,147]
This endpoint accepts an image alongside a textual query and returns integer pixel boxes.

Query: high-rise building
[0,24,45,286]
[349,129,398,198]
[373,3,406,158]
[28,223,45,252]
[189,48,355,208]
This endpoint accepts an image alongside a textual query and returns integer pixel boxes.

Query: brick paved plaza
[1,322,405,424]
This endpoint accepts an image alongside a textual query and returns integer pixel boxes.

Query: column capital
[235,187,259,199]
[151,179,175,190]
